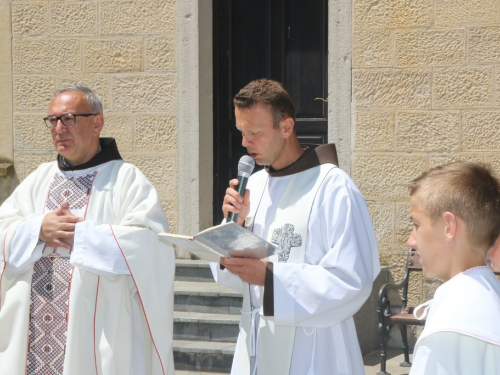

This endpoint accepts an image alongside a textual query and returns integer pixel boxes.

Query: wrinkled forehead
[49,91,90,114]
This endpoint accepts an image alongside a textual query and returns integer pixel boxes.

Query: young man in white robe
[408,161,500,375]
[0,86,175,375]
[211,79,380,375]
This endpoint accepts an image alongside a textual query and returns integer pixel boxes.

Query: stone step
[173,263,240,373]
[173,339,235,373]
[176,372,229,375]
[174,281,242,314]
[174,311,240,342]
[176,259,214,282]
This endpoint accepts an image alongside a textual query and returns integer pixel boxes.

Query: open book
[159,222,281,262]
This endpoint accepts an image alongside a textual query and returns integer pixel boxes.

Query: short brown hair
[233,79,296,129]
[410,161,500,252]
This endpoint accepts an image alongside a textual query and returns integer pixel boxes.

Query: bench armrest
[377,248,420,325]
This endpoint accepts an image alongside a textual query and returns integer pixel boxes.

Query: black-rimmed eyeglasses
[43,113,97,128]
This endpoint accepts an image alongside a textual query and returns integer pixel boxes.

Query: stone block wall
[353,0,500,305]
[6,0,500,282]
[9,0,178,232]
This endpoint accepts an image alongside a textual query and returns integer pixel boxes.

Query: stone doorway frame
[176,0,352,237]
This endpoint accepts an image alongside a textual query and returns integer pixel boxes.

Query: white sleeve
[410,334,456,375]
[410,332,500,375]
[0,165,51,277]
[4,213,45,277]
[98,164,175,370]
[209,218,247,294]
[70,220,130,276]
[273,177,380,328]
[210,261,246,294]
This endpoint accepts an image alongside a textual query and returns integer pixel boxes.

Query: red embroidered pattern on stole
[26,257,71,374]
[26,172,96,374]
[46,173,96,211]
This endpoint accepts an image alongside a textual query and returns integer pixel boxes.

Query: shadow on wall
[354,266,391,356]
[0,161,19,205]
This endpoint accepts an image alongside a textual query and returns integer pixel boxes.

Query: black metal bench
[377,248,423,375]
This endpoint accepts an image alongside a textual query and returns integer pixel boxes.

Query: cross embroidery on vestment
[271,223,302,263]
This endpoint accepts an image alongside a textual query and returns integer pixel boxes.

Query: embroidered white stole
[27,170,97,374]
[237,165,335,375]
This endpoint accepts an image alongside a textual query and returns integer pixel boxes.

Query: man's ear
[280,117,295,138]
[487,236,500,271]
[488,235,500,259]
[442,212,458,243]
[93,114,104,136]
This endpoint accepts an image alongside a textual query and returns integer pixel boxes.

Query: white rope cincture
[240,307,261,360]
[303,327,316,375]
[249,308,260,357]
[413,300,432,321]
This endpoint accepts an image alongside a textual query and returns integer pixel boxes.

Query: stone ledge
[0,163,13,176]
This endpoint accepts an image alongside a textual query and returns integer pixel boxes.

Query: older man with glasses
[0,86,175,375]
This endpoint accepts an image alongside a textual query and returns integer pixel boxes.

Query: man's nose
[54,119,66,131]
[407,230,416,249]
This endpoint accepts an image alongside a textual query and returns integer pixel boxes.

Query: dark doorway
[213,0,328,224]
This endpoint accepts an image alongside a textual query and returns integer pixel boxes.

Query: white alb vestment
[0,139,175,375]
[410,266,500,375]
[212,145,380,375]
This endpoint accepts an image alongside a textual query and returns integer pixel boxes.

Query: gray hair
[54,85,103,114]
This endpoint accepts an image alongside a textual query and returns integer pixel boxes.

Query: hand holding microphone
[224,155,255,224]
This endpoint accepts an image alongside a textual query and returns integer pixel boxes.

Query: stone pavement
[176,347,414,375]
[364,347,414,375]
